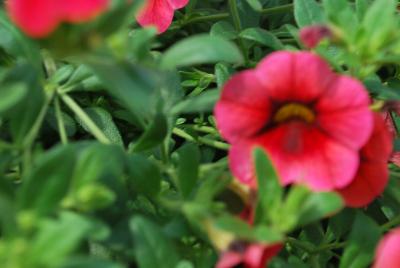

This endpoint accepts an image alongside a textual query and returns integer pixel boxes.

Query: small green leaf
[297,191,344,226]
[245,0,262,11]
[76,107,123,146]
[340,212,381,268]
[253,147,283,224]
[0,83,27,114]
[130,216,179,268]
[130,113,168,152]
[177,143,200,199]
[18,145,76,216]
[210,21,237,40]
[240,28,284,50]
[172,90,220,114]
[294,0,325,27]
[161,35,243,69]
[126,155,161,197]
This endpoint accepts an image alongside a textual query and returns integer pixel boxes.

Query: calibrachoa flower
[216,242,282,268]
[299,25,333,49]
[6,0,108,38]
[373,228,400,268]
[137,0,189,33]
[215,51,373,191]
[337,113,393,207]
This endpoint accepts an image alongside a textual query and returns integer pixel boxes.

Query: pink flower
[337,113,393,207]
[216,242,282,268]
[137,0,189,33]
[299,25,332,49]
[215,51,373,191]
[6,0,108,38]
[373,228,400,268]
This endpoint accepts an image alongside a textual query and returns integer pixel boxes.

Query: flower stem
[54,96,68,145]
[60,94,111,144]
[181,4,293,26]
[381,215,400,232]
[172,127,230,150]
[228,0,248,63]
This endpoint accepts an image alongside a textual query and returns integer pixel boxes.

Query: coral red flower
[373,228,400,268]
[382,101,400,166]
[7,0,108,38]
[137,0,189,33]
[215,51,373,191]
[216,242,282,268]
[337,113,393,207]
[299,25,332,49]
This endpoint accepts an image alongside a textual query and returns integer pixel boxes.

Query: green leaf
[361,0,397,52]
[161,35,243,69]
[126,154,161,197]
[0,11,41,70]
[210,21,237,40]
[29,212,108,267]
[239,28,284,50]
[0,82,27,114]
[75,107,123,146]
[177,143,200,199]
[294,0,325,27]
[85,58,158,128]
[340,212,381,268]
[130,216,179,268]
[18,145,76,216]
[253,147,283,224]
[130,113,168,152]
[215,63,234,89]
[245,0,262,11]
[172,90,220,114]
[297,191,344,226]
[61,258,124,268]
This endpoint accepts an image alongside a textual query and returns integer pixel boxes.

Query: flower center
[274,103,315,123]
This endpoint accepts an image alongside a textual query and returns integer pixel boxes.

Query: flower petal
[256,51,334,103]
[168,0,189,9]
[61,0,108,23]
[337,114,392,207]
[229,123,359,191]
[216,251,243,268]
[137,0,174,33]
[215,71,272,143]
[316,75,373,150]
[260,123,359,190]
[373,228,400,268]
[244,244,282,268]
[7,0,60,38]
[337,162,388,207]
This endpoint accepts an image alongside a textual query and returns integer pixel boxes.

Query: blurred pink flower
[215,51,373,191]
[299,25,332,49]
[7,0,108,38]
[373,228,400,268]
[216,242,282,268]
[137,0,189,33]
[337,113,393,207]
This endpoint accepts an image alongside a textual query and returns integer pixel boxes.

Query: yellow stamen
[274,103,315,123]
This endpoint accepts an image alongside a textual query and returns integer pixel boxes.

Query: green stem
[189,125,220,135]
[172,128,230,150]
[22,93,54,148]
[228,0,248,63]
[60,94,111,144]
[54,96,68,145]
[381,215,400,232]
[181,4,293,26]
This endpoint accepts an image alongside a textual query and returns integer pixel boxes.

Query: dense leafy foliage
[0,0,400,267]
